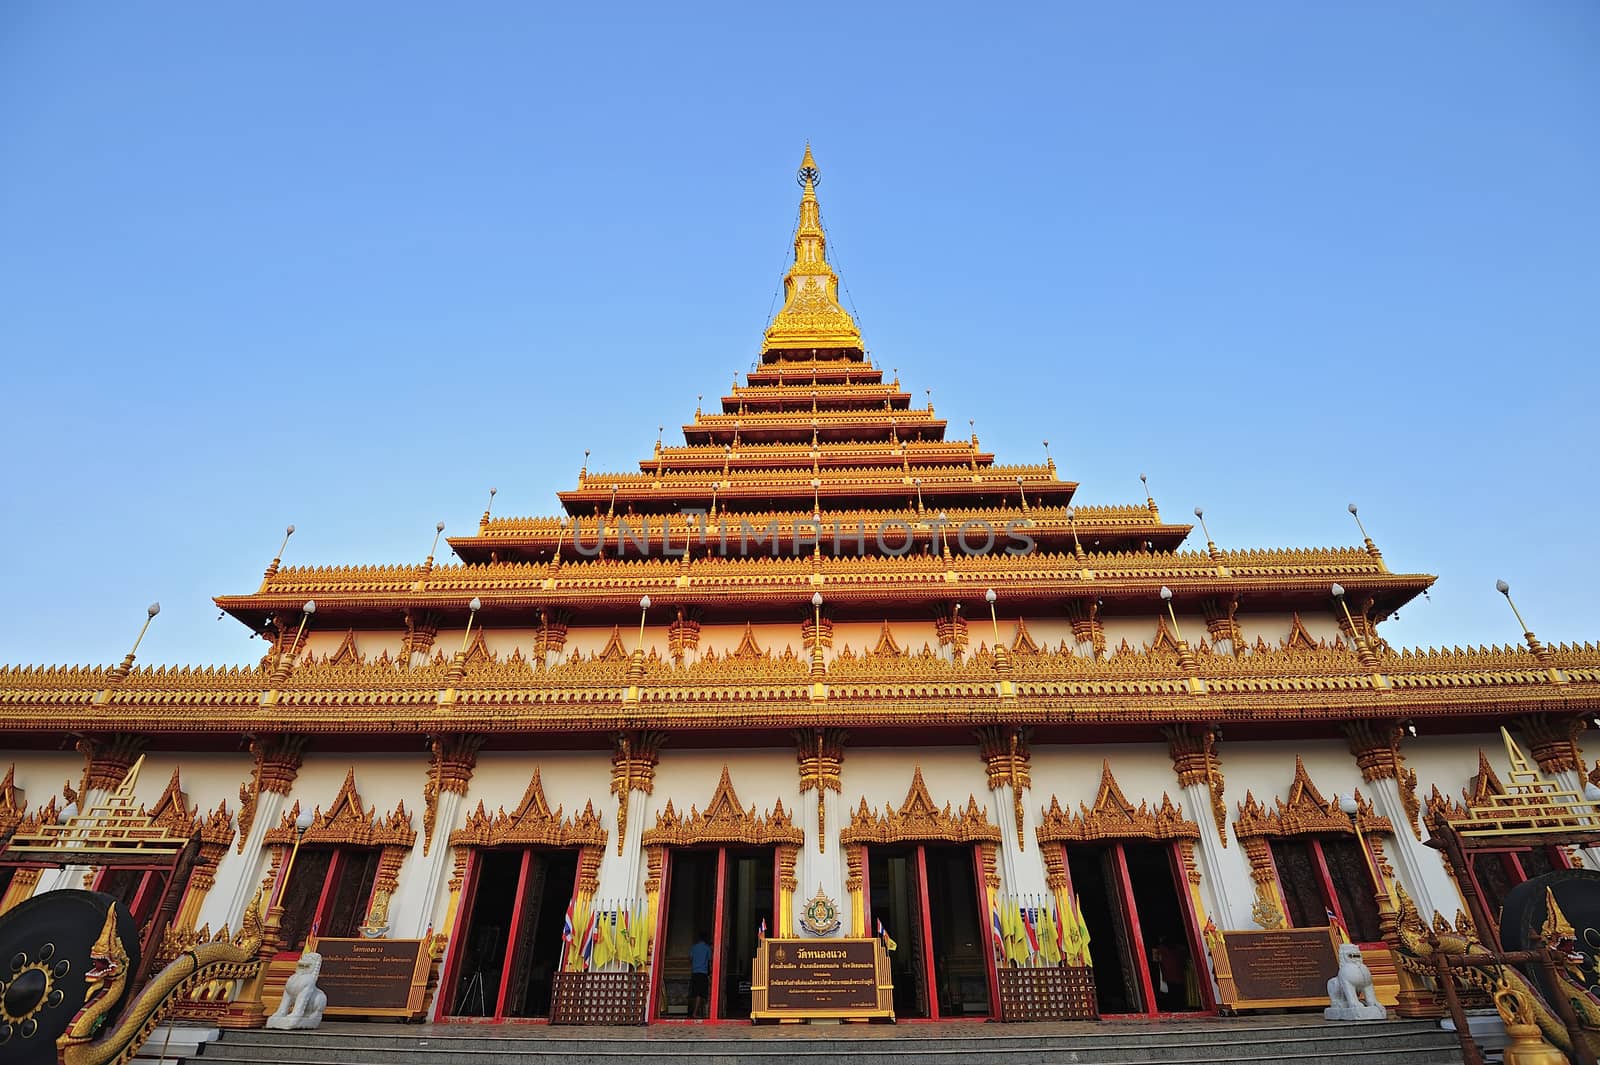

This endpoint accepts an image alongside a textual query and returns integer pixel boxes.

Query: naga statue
[0,889,265,1065]
[1392,881,1600,1060]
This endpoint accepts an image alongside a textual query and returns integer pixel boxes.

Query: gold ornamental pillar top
[761,144,865,354]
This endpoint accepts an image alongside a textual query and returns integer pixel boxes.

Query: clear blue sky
[2,3,1595,668]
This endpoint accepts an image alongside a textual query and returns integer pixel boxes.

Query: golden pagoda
[2,146,1599,1029]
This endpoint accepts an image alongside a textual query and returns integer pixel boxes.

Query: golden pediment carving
[840,766,1000,845]
[266,767,415,849]
[0,765,24,842]
[145,767,234,848]
[642,765,803,847]
[448,768,605,850]
[1036,761,1199,843]
[1233,757,1390,840]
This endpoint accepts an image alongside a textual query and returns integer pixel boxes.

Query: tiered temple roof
[5,145,1597,746]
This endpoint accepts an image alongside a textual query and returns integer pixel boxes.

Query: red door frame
[913,844,939,1020]
[1110,842,1159,1014]
[972,843,1002,1015]
[492,850,535,1019]
[650,844,781,1024]
[709,846,728,1020]
[435,849,481,1021]
[1166,841,1217,1013]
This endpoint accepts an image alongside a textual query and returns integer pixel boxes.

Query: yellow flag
[1073,894,1093,967]
[1040,903,1062,965]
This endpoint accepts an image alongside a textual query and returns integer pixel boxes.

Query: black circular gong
[0,890,138,1065]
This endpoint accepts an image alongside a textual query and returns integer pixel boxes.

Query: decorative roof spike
[762,145,863,354]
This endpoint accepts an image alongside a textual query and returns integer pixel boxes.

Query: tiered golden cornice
[217,547,1418,621]
[4,640,1596,736]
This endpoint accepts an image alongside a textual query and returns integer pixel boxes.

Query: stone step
[192,1019,1463,1065]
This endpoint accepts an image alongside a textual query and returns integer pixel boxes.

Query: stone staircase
[188,1017,1465,1065]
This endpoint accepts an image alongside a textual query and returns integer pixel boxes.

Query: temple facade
[3,146,1600,1025]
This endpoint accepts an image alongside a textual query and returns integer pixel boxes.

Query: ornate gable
[0,765,24,841]
[1036,761,1199,843]
[144,768,235,848]
[1151,614,1180,653]
[642,766,803,847]
[1011,619,1042,656]
[267,767,416,849]
[1284,613,1318,651]
[841,766,1000,845]
[463,626,493,665]
[597,626,629,662]
[1234,757,1391,840]
[732,623,765,660]
[329,629,363,666]
[449,768,606,850]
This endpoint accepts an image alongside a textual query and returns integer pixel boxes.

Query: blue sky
[1,2,1595,668]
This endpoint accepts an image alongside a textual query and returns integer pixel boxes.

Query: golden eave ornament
[762,144,864,354]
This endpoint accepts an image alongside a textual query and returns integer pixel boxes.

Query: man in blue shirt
[689,929,712,1018]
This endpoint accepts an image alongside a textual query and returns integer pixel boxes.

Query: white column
[398,790,467,937]
[202,789,289,931]
[1364,778,1449,919]
[1180,783,1249,928]
[992,784,1047,896]
[795,794,846,936]
[1550,769,1600,870]
[597,788,650,900]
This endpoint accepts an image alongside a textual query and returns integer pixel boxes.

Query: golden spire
[762,143,864,353]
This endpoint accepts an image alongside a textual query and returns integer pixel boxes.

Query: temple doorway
[447,847,579,1020]
[867,843,993,1020]
[654,846,775,1020]
[277,846,381,951]
[1063,840,1208,1016]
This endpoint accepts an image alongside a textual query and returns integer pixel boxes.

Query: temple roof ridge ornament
[762,144,864,354]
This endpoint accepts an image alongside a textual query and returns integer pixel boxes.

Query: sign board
[750,936,895,1022]
[304,936,432,1019]
[1209,926,1340,1011]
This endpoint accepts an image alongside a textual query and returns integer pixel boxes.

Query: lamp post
[1337,792,1397,931]
[271,807,317,912]
[285,600,316,662]
[985,588,1001,647]
[637,596,651,654]
[459,597,482,655]
[1158,586,1185,644]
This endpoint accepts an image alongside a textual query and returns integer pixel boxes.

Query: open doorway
[1123,842,1207,1012]
[655,846,775,1021]
[1061,840,1209,1016]
[446,847,579,1020]
[867,843,993,1020]
[1066,844,1144,1014]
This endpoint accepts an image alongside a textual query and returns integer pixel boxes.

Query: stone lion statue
[266,951,328,1030]
[1324,942,1386,1020]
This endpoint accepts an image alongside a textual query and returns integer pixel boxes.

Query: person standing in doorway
[689,929,712,1019]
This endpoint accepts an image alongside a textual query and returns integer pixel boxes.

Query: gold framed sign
[304,936,432,1019]
[750,937,895,1022]
[1209,926,1340,1012]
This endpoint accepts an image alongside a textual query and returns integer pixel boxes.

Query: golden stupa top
[762,145,865,354]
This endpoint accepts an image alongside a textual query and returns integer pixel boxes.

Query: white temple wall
[4,752,82,814]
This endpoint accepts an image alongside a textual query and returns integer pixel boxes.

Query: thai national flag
[991,900,1003,951]
[580,911,598,967]
[562,897,576,944]
[1326,908,1350,943]
[758,917,767,940]
[1022,906,1041,954]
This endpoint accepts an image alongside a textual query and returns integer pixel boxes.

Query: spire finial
[798,142,819,187]
[764,145,862,354]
